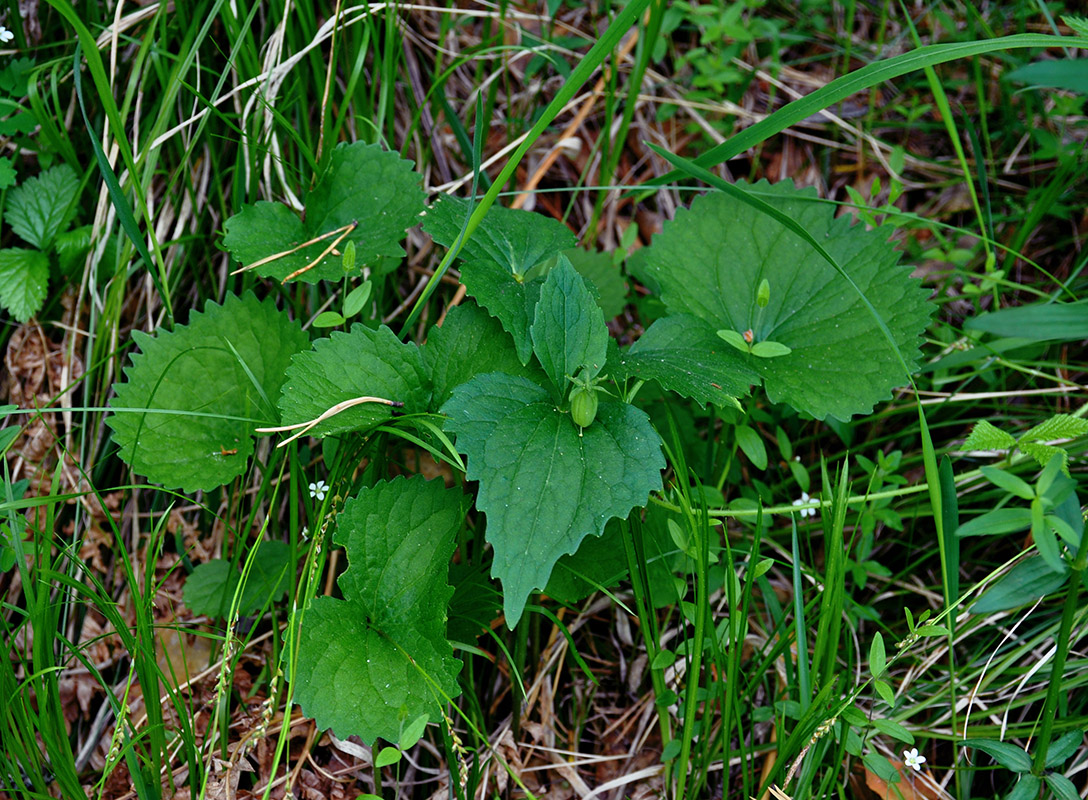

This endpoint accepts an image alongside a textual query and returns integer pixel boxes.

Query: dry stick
[256,394,403,447]
[432,23,643,328]
[280,220,358,283]
[228,221,357,276]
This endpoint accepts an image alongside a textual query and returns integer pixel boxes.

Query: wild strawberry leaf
[530,256,608,393]
[610,314,757,406]
[642,180,932,421]
[423,195,576,363]
[442,372,664,627]
[5,164,79,250]
[0,248,50,322]
[278,324,429,438]
[423,301,544,411]
[292,476,466,743]
[107,292,309,491]
[221,143,424,284]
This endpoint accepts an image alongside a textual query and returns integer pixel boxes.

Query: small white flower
[308,480,328,501]
[0,27,14,44]
[792,491,816,518]
[903,748,926,771]
[300,526,309,540]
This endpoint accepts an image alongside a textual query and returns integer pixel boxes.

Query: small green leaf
[313,311,346,328]
[0,248,50,322]
[1032,498,1066,574]
[959,738,1032,772]
[344,281,372,318]
[752,557,774,579]
[869,632,886,678]
[1045,730,1083,768]
[1004,775,1041,800]
[980,466,1035,500]
[5,164,79,249]
[662,739,682,761]
[971,556,1068,613]
[1044,773,1081,800]
[870,717,913,744]
[374,747,401,768]
[956,508,1032,537]
[667,518,693,558]
[963,419,1017,451]
[862,752,900,783]
[651,649,677,670]
[873,678,895,706]
[735,425,767,470]
[841,707,867,726]
[749,340,792,358]
[530,256,608,392]
[915,624,950,636]
[399,714,430,750]
[717,328,750,353]
[564,247,628,319]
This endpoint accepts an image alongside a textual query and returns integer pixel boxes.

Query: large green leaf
[459,264,543,364]
[108,292,309,491]
[0,248,50,322]
[442,372,664,626]
[422,194,575,280]
[221,143,424,283]
[278,324,429,438]
[610,314,757,406]
[642,181,931,420]
[564,247,628,319]
[293,476,466,743]
[423,194,575,363]
[530,256,608,392]
[423,302,543,411]
[5,164,79,250]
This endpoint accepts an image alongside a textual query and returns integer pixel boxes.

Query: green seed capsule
[756,278,771,308]
[570,386,599,429]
